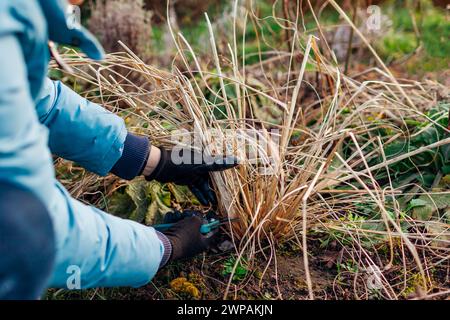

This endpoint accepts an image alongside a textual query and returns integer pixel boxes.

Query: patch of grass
[378,2,449,72]
[378,32,418,61]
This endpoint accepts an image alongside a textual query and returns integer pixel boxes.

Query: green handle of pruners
[152,223,174,231]
[153,221,218,234]
[200,220,221,234]
[154,218,235,234]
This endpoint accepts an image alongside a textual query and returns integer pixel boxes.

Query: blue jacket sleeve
[36,78,150,179]
[0,33,165,288]
[49,183,167,288]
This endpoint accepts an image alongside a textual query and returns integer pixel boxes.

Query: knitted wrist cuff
[156,231,172,268]
[110,133,150,180]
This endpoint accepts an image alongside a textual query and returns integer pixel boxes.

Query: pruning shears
[153,217,237,235]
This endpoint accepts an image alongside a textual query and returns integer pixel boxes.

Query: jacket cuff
[156,231,172,268]
[110,133,150,180]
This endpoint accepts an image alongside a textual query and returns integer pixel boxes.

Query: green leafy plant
[108,178,200,225]
[369,103,449,188]
[222,257,248,281]
[408,192,450,221]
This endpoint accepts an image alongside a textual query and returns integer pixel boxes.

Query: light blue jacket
[0,0,165,288]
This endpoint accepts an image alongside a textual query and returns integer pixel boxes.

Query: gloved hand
[162,216,216,263]
[145,147,239,205]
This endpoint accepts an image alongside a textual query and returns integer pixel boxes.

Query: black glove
[163,216,215,262]
[145,147,239,205]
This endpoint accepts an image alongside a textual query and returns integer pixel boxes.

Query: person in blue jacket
[0,0,237,299]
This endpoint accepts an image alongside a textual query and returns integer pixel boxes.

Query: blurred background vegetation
[77,0,449,83]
